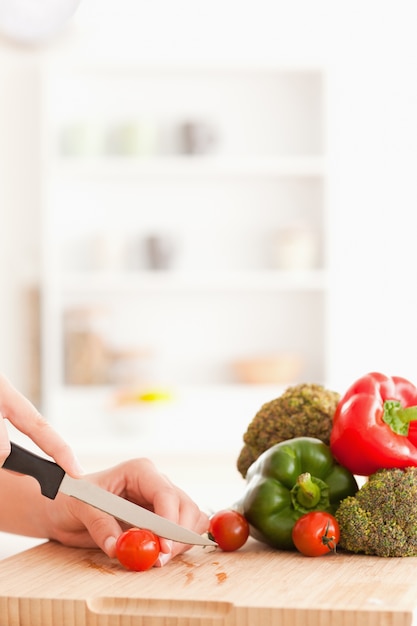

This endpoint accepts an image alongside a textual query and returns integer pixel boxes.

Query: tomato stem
[322,521,337,553]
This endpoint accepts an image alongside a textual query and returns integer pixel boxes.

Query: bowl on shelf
[231,353,303,385]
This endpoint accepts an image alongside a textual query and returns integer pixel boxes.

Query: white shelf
[50,155,326,179]
[57,269,328,295]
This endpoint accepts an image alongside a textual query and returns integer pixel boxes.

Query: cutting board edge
[1,595,415,626]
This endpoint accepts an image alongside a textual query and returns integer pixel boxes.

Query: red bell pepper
[330,372,417,476]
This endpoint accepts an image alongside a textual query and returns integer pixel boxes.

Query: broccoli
[336,467,417,557]
[237,383,339,477]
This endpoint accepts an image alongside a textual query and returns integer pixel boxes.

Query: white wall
[0,51,42,391]
[326,62,417,389]
[1,1,417,396]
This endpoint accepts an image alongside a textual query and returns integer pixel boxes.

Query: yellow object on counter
[112,388,174,407]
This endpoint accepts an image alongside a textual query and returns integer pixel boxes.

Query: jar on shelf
[106,346,155,385]
[268,224,319,270]
[178,119,219,155]
[63,307,110,385]
[59,120,105,157]
[105,118,158,156]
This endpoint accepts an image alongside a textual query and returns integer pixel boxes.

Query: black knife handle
[2,442,65,499]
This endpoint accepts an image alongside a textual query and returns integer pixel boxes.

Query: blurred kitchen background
[1,0,417,505]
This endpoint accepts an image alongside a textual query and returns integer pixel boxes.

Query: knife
[2,442,216,547]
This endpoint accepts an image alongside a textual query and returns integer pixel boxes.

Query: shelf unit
[39,62,327,430]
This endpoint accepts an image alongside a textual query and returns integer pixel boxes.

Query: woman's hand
[0,374,209,566]
[0,374,82,476]
[43,457,209,566]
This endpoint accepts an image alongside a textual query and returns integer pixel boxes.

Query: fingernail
[72,456,86,476]
[163,540,173,554]
[155,552,172,568]
[104,536,117,556]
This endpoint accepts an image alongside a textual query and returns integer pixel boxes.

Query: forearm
[0,469,51,538]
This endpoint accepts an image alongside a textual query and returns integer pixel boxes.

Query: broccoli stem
[382,400,417,436]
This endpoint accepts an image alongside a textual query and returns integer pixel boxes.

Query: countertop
[3,538,417,626]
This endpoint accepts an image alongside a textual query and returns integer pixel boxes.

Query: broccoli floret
[237,383,339,477]
[336,467,417,557]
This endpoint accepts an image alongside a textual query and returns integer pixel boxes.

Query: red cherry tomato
[115,528,161,571]
[209,509,249,551]
[292,511,340,557]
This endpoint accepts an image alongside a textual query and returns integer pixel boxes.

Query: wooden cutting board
[0,538,416,626]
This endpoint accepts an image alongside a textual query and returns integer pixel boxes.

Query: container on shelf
[106,346,156,386]
[105,118,158,157]
[59,120,105,157]
[231,353,303,385]
[63,307,110,385]
[178,119,219,155]
[143,233,178,270]
[268,225,319,270]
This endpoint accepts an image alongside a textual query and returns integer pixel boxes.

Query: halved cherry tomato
[292,511,340,557]
[209,509,249,551]
[115,528,161,571]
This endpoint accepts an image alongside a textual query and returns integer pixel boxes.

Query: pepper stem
[382,400,417,436]
[295,472,321,508]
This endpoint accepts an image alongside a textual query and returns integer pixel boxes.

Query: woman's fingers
[0,416,11,464]
[75,461,209,564]
[0,375,83,476]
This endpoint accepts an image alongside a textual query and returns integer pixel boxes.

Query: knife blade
[2,442,216,547]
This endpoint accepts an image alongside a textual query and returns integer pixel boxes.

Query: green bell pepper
[239,436,358,550]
